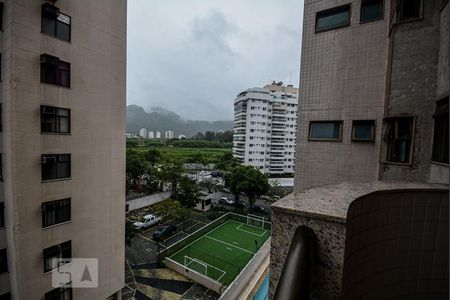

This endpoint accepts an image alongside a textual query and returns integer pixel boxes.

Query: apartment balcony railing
[270,182,448,299]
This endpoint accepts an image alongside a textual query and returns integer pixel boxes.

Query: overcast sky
[127,0,304,121]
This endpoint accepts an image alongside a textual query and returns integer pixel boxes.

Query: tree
[158,161,184,199]
[205,131,216,141]
[225,165,270,212]
[178,176,201,208]
[146,149,162,165]
[126,149,149,192]
[125,221,138,247]
[141,166,160,195]
[217,152,239,171]
[199,178,218,193]
[153,199,189,221]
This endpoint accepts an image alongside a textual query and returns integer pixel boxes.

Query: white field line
[204,235,255,255]
[184,255,226,280]
[169,219,232,258]
[236,224,266,237]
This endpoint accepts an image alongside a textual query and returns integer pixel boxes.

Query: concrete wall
[381,0,445,182]
[295,0,389,192]
[2,0,126,298]
[126,191,171,212]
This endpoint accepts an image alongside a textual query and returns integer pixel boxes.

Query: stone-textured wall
[381,0,445,182]
[270,208,345,299]
[295,0,390,192]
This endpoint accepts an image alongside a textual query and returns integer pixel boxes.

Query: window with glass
[42,198,71,228]
[43,241,71,273]
[40,54,71,88]
[41,3,71,42]
[385,117,414,163]
[352,120,376,141]
[309,121,343,141]
[316,4,351,32]
[45,286,72,300]
[397,0,422,22]
[361,0,383,23]
[432,97,449,164]
[41,154,71,181]
[41,106,70,133]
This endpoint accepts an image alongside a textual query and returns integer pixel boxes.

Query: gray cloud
[127,0,304,121]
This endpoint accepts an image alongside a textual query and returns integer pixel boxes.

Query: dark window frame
[43,241,71,273]
[352,120,376,142]
[0,248,7,274]
[45,286,72,300]
[40,54,71,88]
[431,97,449,164]
[41,105,71,134]
[0,2,4,32]
[309,121,343,141]
[0,203,4,228]
[384,116,415,164]
[315,4,351,33]
[360,0,384,23]
[0,153,2,181]
[41,154,71,181]
[41,3,71,42]
[396,0,423,23]
[42,198,71,228]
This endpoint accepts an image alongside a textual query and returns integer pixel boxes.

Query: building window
[0,203,4,228]
[352,120,376,141]
[41,106,70,133]
[41,3,71,42]
[316,4,351,33]
[40,54,70,88]
[42,198,71,228]
[361,0,383,23]
[385,117,414,163]
[45,286,72,300]
[397,0,422,22]
[309,121,342,141]
[432,97,449,164]
[0,249,7,274]
[43,241,71,273]
[0,2,4,31]
[41,154,71,181]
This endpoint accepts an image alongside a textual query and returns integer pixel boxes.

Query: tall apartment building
[0,1,126,299]
[270,0,448,298]
[147,131,154,139]
[233,82,298,175]
[164,130,174,139]
[139,128,147,138]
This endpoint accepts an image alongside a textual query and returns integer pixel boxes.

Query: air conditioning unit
[42,3,59,18]
[40,54,60,67]
[41,156,57,164]
[41,106,56,115]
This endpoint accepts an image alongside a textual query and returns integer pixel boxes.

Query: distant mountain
[126,105,233,137]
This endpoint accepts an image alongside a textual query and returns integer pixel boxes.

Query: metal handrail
[273,226,316,300]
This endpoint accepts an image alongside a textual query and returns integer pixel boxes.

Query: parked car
[153,224,177,241]
[252,205,268,215]
[219,196,235,205]
[133,214,161,230]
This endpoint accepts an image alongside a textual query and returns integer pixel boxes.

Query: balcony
[270,181,448,299]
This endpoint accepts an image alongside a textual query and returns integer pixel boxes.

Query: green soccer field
[169,220,270,285]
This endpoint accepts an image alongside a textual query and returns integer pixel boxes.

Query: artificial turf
[169,220,270,285]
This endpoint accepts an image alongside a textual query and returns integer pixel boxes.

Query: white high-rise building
[233,82,298,175]
[148,131,154,139]
[139,128,147,138]
[156,131,161,139]
[165,130,174,139]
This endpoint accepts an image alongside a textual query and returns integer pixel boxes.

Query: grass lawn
[130,147,231,163]
[169,220,270,285]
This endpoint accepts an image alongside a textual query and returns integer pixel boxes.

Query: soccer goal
[247,214,266,229]
[184,256,208,276]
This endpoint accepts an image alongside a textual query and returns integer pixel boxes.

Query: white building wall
[139,128,147,138]
[233,85,298,175]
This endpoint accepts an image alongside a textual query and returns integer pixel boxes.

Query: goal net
[246,214,265,229]
[184,256,208,276]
